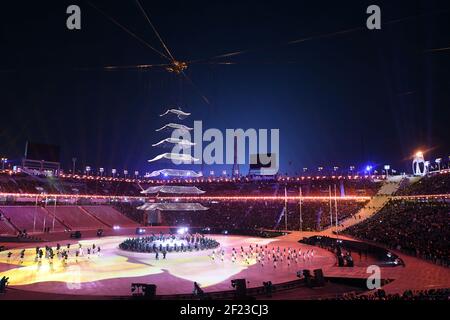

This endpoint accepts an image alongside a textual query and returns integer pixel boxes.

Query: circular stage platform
[0,234,336,297]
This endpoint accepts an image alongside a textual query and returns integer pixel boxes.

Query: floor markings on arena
[0,235,335,295]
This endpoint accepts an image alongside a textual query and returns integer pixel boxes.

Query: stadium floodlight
[303,167,308,172]
[1,157,7,170]
[318,167,323,172]
[333,166,339,172]
[85,166,91,175]
[99,167,104,177]
[136,228,145,235]
[134,171,139,178]
[112,168,117,177]
[365,165,373,173]
[177,227,188,235]
[384,165,390,177]
[124,170,128,178]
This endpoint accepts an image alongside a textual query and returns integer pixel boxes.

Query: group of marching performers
[4,242,101,266]
[210,244,315,268]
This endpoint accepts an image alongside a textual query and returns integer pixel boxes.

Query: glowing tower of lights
[138,108,208,222]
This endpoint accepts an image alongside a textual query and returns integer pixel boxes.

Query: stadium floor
[0,233,336,297]
[1,231,449,299]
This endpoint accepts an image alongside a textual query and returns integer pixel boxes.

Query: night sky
[1,0,449,175]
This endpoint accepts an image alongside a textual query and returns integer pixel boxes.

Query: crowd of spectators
[154,200,366,231]
[110,199,366,232]
[152,178,382,197]
[344,200,449,266]
[394,177,412,195]
[0,172,382,197]
[396,172,450,196]
[113,202,146,224]
[0,173,144,196]
[0,173,60,194]
[0,172,376,233]
[2,171,449,239]
[3,169,450,198]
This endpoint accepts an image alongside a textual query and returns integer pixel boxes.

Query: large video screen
[24,141,61,163]
[250,153,275,169]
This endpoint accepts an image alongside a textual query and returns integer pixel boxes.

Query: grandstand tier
[0,206,65,233]
[82,206,138,227]
[1,172,384,197]
[0,205,140,234]
[344,200,450,266]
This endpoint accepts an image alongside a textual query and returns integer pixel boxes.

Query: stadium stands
[0,206,65,233]
[344,200,450,266]
[396,172,450,196]
[0,204,141,235]
[0,215,16,235]
[0,171,383,197]
[152,199,367,231]
[0,171,448,240]
[82,206,138,227]
[46,206,106,230]
[324,176,404,232]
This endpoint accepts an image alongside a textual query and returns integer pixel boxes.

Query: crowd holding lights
[45,172,391,185]
[1,169,450,204]
[0,190,447,208]
[0,150,449,205]
[1,168,396,185]
[0,148,448,185]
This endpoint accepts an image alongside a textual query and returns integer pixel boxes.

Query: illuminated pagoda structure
[138,108,208,224]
